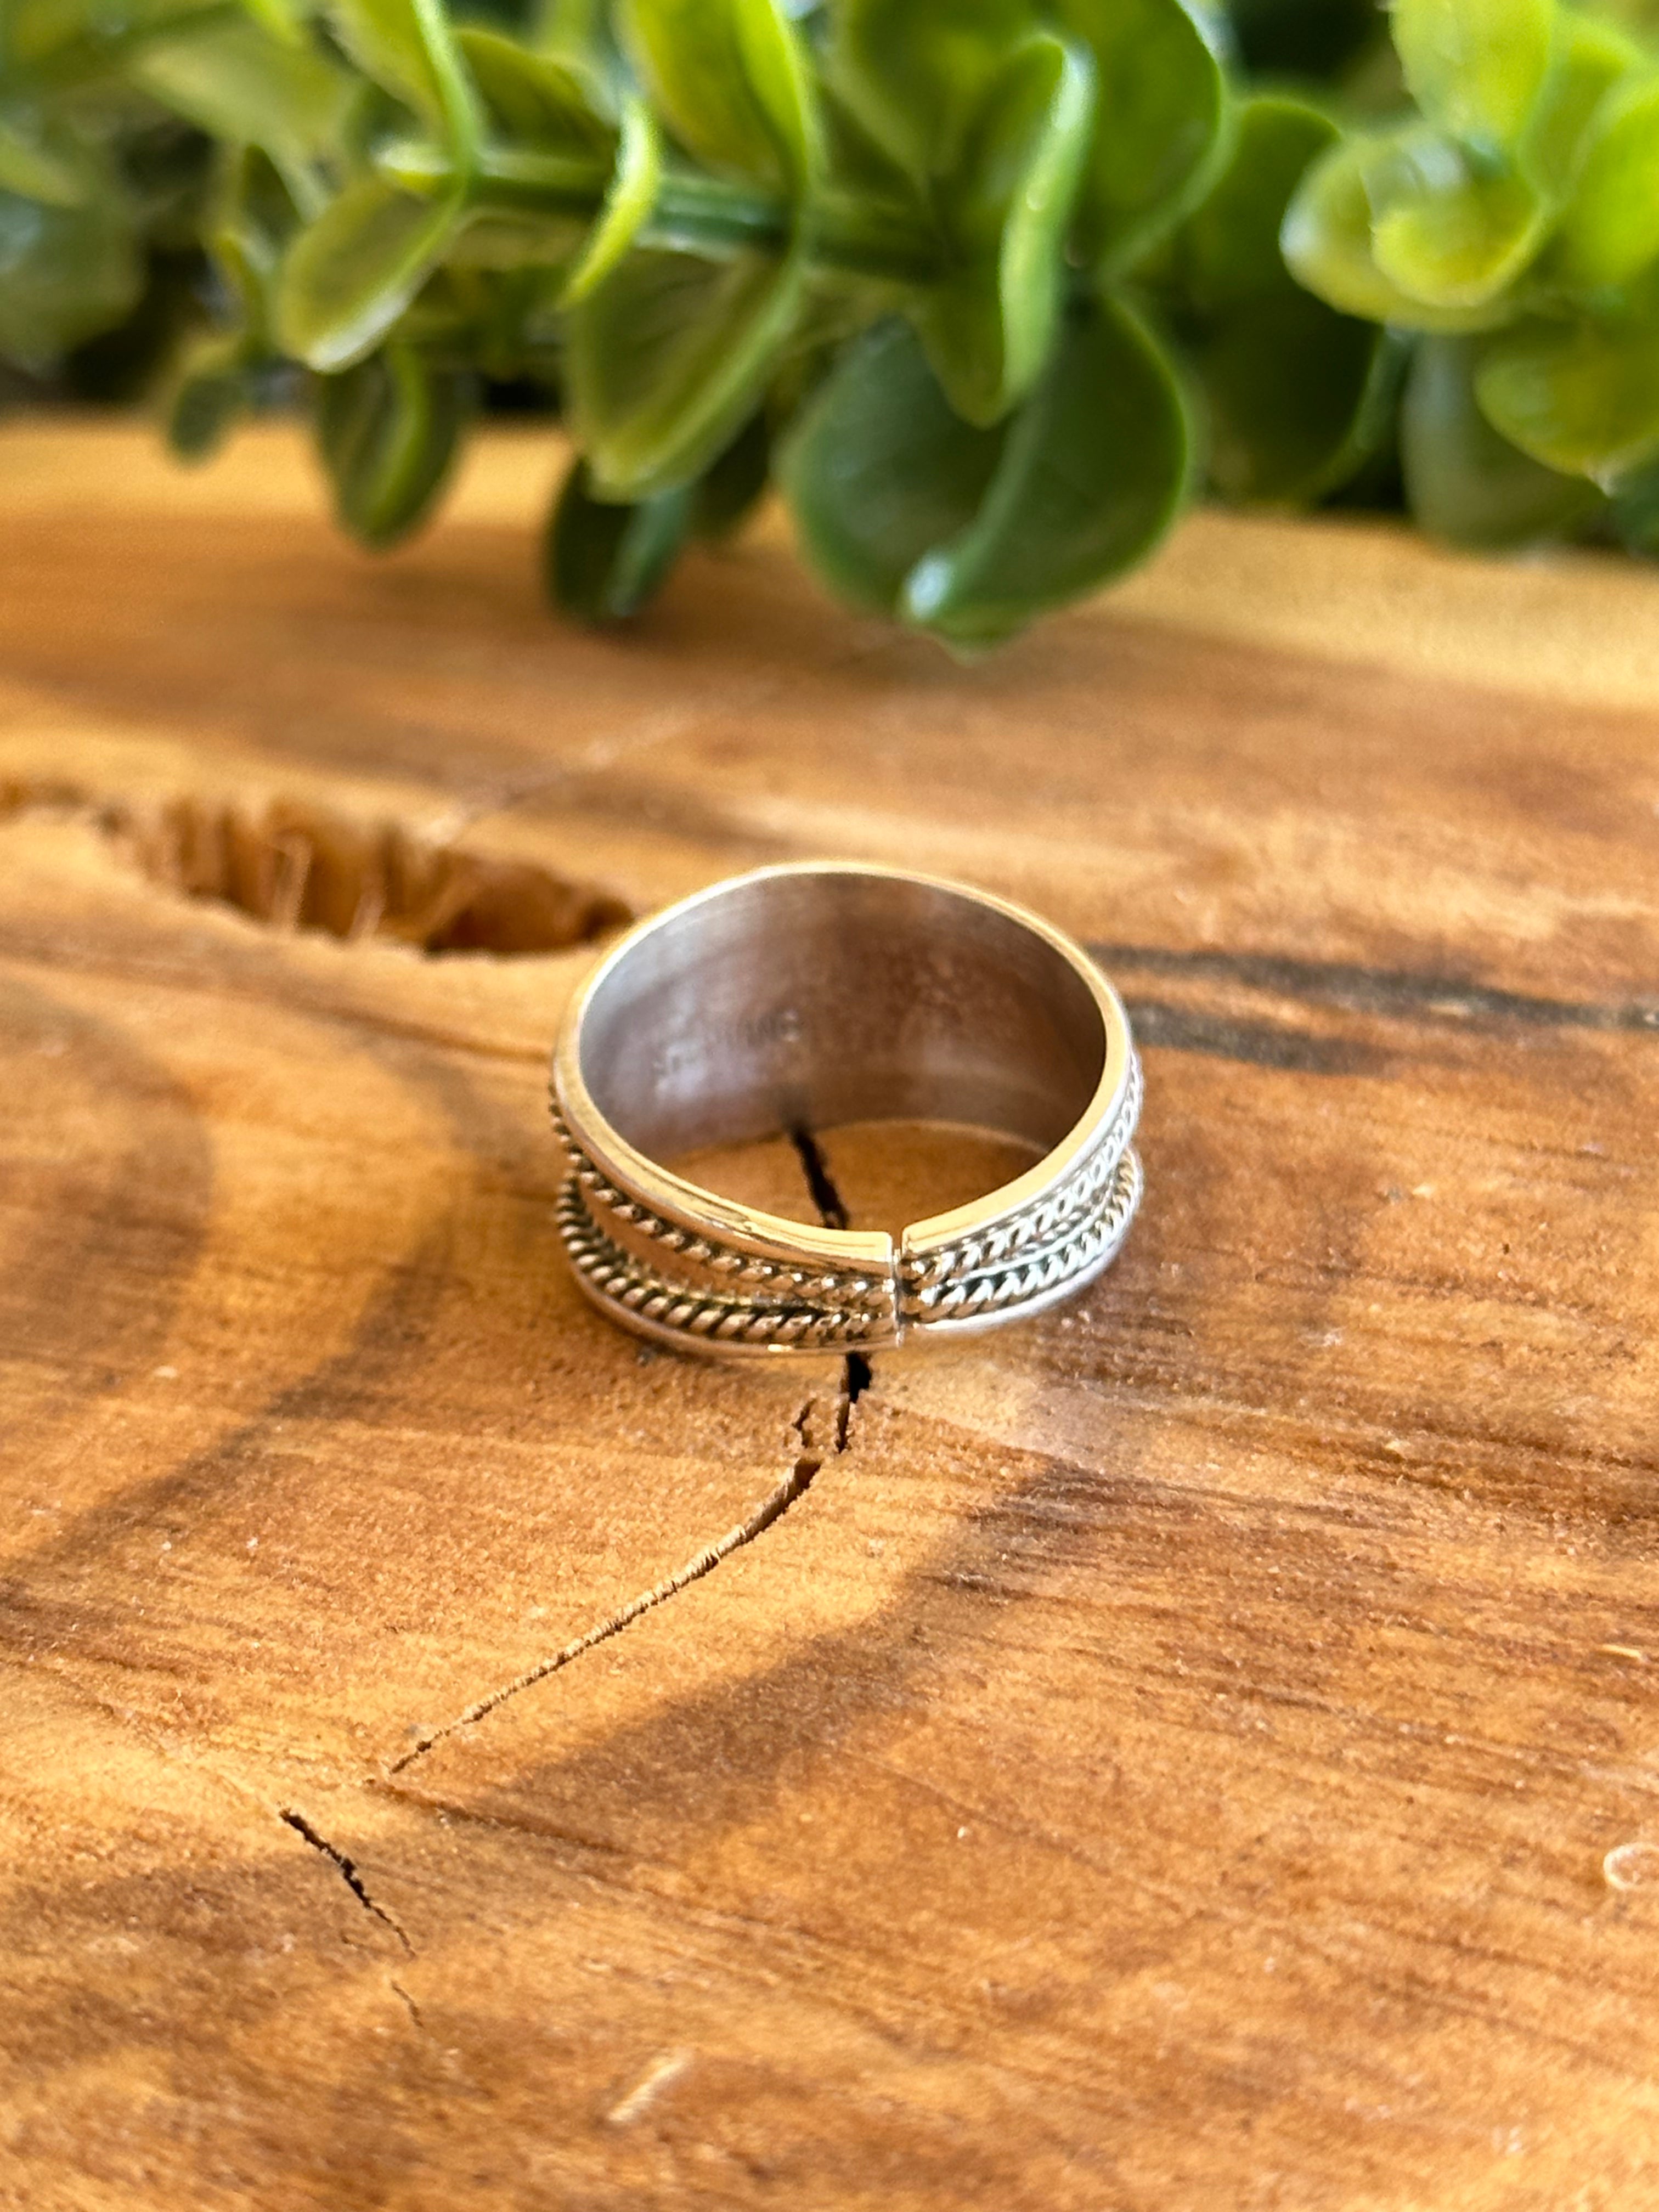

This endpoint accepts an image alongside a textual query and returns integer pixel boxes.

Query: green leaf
[129,18,353,213]
[1521,11,1641,200]
[1282,133,1521,330]
[693,409,771,538]
[412,40,658,303]
[1180,102,1398,502]
[6,0,211,71]
[442,208,584,267]
[1476,317,1659,479]
[314,341,471,546]
[327,0,480,166]
[1183,93,1333,315]
[620,0,819,191]
[1051,0,1228,274]
[1609,452,1659,555]
[0,113,92,206]
[0,189,143,371]
[237,0,310,40]
[1196,295,1397,503]
[167,332,253,461]
[778,316,1005,614]
[456,26,614,151]
[1402,332,1603,542]
[565,242,805,497]
[209,145,304,336]
[818,71,928,200]
[903,296,1191,645]
[546,455,693,618]
[1392,0,1556,151]
[912,30,1095,425]
[830,0,1036,181]
[560,95,661,302]
[778,303,1190,646]
[1555,77,1659,289]
[532,0,618,69]
[276,173,465,370]
[1366,127,1547,311]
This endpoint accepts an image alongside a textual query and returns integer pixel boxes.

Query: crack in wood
[385,1128,874,1778]
[278,1807,414,1953]
[789,1124,851,1232]
[789,1127,876,1439]
[386,1423,827,1774]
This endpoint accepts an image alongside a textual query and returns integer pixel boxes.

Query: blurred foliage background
[4,0,1659,644]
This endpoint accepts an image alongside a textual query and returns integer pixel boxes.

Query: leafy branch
[3,0,1656,644]
[1285,0,1659,550]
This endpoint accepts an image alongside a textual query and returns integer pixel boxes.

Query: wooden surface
[4,420,1659,2211]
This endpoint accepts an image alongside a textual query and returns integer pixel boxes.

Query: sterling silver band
[551,864,1142,1356]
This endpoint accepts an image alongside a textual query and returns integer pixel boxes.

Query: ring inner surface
[579,873,1108,1175]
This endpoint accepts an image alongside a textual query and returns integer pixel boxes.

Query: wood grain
[3,420,1659,2211]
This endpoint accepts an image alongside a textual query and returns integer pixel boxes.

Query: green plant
[1285,0,1659,550]
[0,5,218,393]
[3,0,1658,644]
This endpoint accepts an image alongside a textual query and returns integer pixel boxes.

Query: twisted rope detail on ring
[551,1108,886,1313]
[900,1056,1143,1296]
[900,1150,1142,1323]
[556,1181,888,1347]
[552,1064,1139,1347]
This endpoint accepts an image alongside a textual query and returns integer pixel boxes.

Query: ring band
[550,864,1142,1356]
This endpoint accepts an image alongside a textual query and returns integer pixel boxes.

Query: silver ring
[551,864,1142,1356]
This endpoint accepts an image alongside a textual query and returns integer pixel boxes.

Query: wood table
[4,420,1658,2210]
